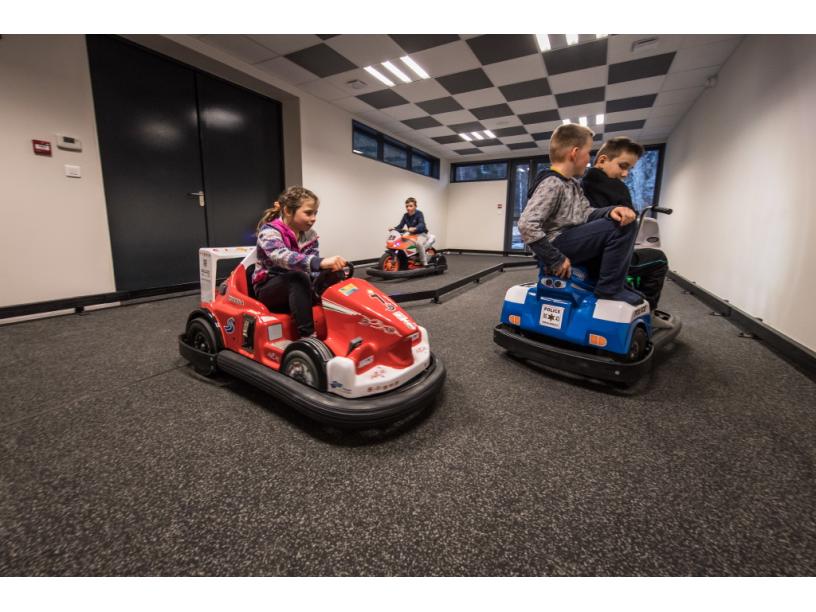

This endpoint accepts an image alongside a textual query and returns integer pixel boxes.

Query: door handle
[187,191,205,207]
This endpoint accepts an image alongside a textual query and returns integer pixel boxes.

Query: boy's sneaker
[652,310,673,329]
[594,287,646,306]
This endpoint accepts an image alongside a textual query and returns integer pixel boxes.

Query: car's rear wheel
[186,318,218,376]
[627,326,649,362]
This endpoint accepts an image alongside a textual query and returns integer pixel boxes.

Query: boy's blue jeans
[552,218,638,296]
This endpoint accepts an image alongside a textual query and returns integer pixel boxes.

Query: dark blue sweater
[395,210,427,234]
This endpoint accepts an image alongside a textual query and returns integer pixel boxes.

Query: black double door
[87,35,283,291]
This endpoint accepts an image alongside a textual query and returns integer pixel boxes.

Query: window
[623,147,663,212]
[351,120,439,179]
[452,162,508,182]
[352,127,378,160]
[412,152,432,176]
[383,140,408,168]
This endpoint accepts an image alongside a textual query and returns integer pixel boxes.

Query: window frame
[450,160,510,183]
[352,120,440,179]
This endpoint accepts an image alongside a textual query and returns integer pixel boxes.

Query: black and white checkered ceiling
[195,34,743,160]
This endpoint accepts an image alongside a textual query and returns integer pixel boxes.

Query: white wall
[446,181,508,250]
[299,94,450,261]
[0,35,115,307]
[660,35,816,351]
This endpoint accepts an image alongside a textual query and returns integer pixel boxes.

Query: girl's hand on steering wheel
[321,256,347,272]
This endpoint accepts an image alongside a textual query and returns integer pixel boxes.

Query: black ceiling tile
[531,131,553,141]
[401,116,442,130]
[606,94,657,113]
[448,121,486,133]
[416,97,463,114]
[604,120,646,132]
[285,43,357,78]
[465,34,539,65]
[432,134,465,145]
[470,103,514,120]
[454,147,483,155]
[499,77,551,101]
[476,138,501,147]
[356,89,410,109]
[519,109,561,124]
[437,68,494,95]
[389,34,461,54]
[493,126,528,137]
[608,53,676,84]
[543,38,608,76]
[317,35,337,40]
[507,141,538,150]
[555,87,606,108]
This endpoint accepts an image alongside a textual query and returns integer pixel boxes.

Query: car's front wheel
[282,338,331,391]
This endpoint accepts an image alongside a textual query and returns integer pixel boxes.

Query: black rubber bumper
[493,323,653,385]
[365,264,447,279]
[179,336,445,427]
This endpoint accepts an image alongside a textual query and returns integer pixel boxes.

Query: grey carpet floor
[1,257,814,576]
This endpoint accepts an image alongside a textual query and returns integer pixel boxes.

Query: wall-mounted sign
[33,140,52,156]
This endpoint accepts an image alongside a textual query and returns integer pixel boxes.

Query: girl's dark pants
[255,271,314,336]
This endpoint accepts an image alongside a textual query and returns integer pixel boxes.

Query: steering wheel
[313,262,354,298]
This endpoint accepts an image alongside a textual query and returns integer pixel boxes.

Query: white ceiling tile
[433,109,478,125]
[325,34,406,68]
[481,115,523,129]
[524,119,562,133]
[644,115,681,131]
[670,38,742,73]
[409,40,481,79]
[334,96,376,115]
[648,102,688,119]
[606,75,665,100]
[482,54,548,86]
[681,34,744,47]
[379,103,426,121]
[416,125,456,137]
[502,134,535,144]
[662,66,718,91]
[393,79,450,102]
[323,67,389,96]
[558,102,605,120]
[606,34,686,65]
[198,35,278,64]
[604,108,650,125]
[507,95,557,115]
[247,35,322,56]
[655,86,704,107]
[453,87,506,108]
[253,56,318,85]
[299,79,353,101]
[547,66,608,95]
[479,145,509,154]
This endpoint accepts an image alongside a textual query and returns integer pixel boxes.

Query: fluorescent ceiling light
[484,130,495,138]
[535,34,551,52]
[460,133,472,141]
[596,114,604,125]
[471,132,484,140]
[381,60,411,83]
[562,119,572,125]
[400,56,430,79]
[364,66,394,87]
[566,34,579,46]
[352,149,363,154]
[579,116,588,126]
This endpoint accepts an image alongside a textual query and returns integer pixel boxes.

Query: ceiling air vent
[346,79,367,90]
[631,37,659,53]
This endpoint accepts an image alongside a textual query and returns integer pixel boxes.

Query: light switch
[64,165,81,178]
